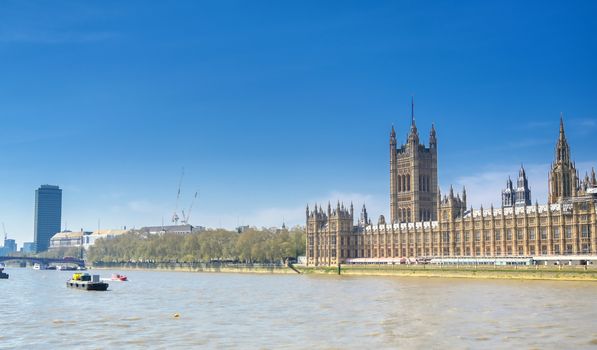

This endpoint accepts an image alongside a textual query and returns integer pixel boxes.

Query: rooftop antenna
[2,223,6,241]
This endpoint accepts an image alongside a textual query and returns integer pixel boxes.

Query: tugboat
[0,263,8,279]
[66,273,108,291]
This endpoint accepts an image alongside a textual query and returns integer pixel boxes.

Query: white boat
[33,263,41,270]
[56,265,78,271]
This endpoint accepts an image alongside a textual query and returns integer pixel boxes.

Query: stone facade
[390,98,438,223]
[306,114,597,266]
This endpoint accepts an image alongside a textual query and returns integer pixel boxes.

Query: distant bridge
[0,256,86,267]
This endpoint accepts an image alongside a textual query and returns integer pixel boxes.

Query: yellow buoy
[173,313,180,318]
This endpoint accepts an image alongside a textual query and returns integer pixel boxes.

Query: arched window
[407,174,411,191]
[397,175,401,192]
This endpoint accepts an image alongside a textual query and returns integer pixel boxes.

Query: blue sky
[1,1,596,245]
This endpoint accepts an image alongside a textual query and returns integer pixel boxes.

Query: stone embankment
[92,261,597,281]
[298,264,597,281]
[93,261,295,274]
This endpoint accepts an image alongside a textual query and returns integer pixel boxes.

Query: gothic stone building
[306,114,597,266]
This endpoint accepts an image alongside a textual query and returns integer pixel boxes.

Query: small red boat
[110,274,128,281]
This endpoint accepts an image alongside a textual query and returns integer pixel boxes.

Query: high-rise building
[21,242,36,253]
[0,237,17,255]
[34,185,62,252]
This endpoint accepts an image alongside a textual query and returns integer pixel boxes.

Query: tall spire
[559,112,565,141]
[411,95,415,126]
[555,113,570,164]
[408,96,419,144]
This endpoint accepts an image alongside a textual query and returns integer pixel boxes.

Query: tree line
[87,226,305,264]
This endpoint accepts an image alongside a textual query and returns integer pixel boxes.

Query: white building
[82,229,130,249]
[50,229,129,250]
[50,230,91,249]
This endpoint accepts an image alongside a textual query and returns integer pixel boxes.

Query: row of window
[329,243,594,260]
[446,214,591,228]
[350,225,592,244]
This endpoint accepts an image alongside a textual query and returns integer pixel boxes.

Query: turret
[429,123,437,149]
[462,186,467,207]
[515,164,532,206]
[359,204,369,227]
[502,176,515,207]
[549,114,579,203]
[390,125,399,223]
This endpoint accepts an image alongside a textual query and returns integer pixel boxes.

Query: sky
[0,1,596,246]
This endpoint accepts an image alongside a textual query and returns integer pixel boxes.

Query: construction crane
[172,167,185,225]
[181,191,199,225]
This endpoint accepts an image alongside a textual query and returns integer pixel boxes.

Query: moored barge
[66,273,108,291]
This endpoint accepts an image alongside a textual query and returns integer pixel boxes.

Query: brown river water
[1,268,596,349]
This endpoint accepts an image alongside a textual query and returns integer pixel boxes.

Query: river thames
[1,268,596,349]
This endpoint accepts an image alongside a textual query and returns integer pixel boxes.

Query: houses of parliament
[306,103,597,266]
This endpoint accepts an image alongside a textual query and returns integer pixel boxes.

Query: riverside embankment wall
[92,262,597,281]
[298,265,597,281]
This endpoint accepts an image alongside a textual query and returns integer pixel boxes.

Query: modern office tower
[34,185,62,252]
[21,242,36,253]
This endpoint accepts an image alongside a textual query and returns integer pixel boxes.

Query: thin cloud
[454,163,549,208]
[454,160,597,209]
